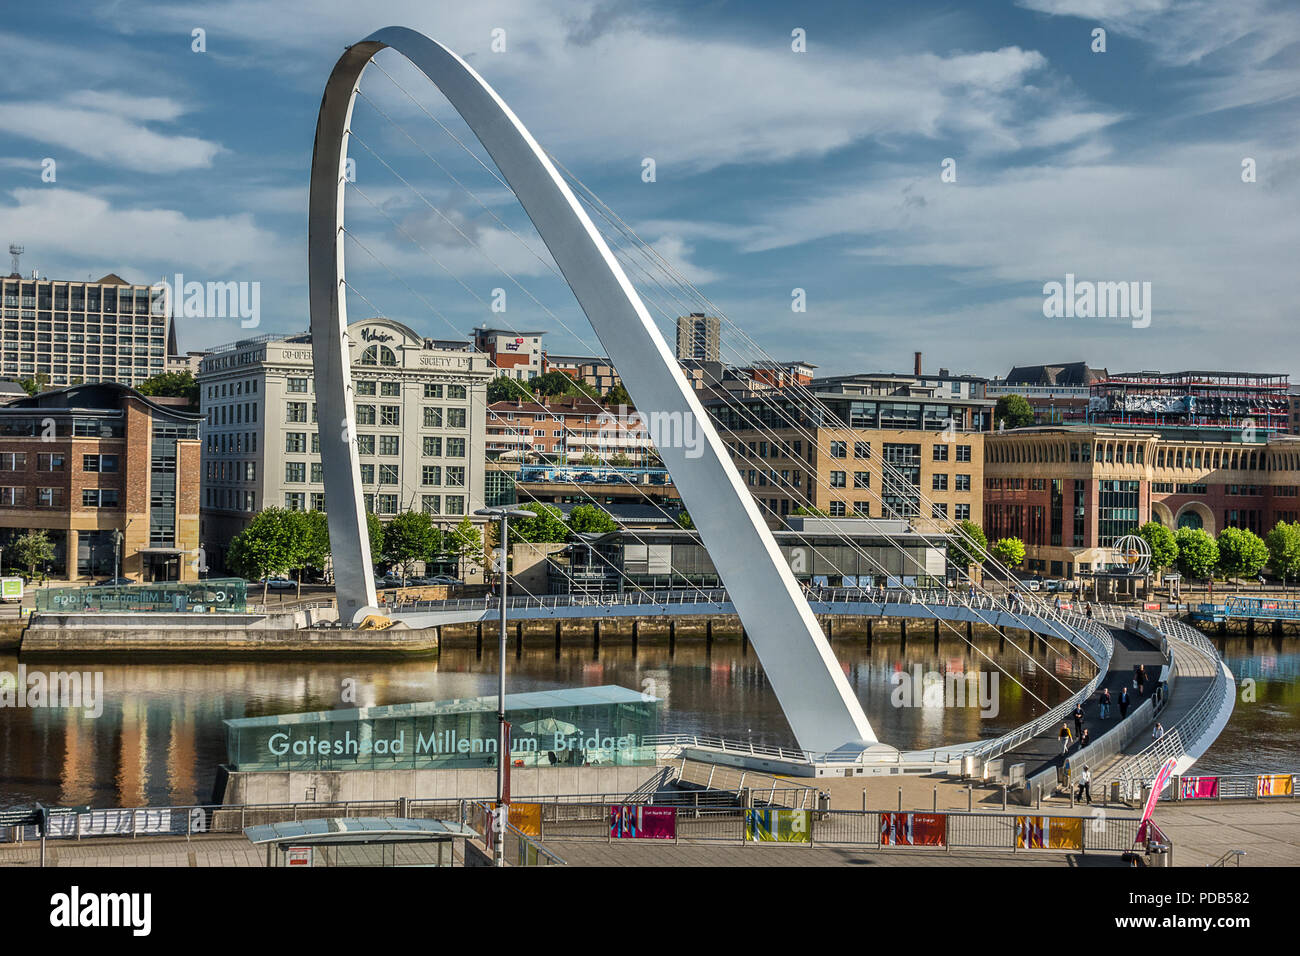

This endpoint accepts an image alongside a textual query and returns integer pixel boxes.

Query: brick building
[0,383,201,581]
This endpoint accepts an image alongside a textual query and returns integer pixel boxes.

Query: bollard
[1002,785,1007,812]
[968,786,973,812]
[933,786,937,811]
[862,789,867,813]
[1036,785,1042,809]
[898,787,902,811]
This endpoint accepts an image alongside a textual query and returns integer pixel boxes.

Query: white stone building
[198,318,492,571]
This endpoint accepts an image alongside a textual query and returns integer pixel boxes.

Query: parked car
[429,575,462,586]
[96,577,134,587]
[1044,579,1064,592]
[1021,579,1042,591]
[265,578,297,591]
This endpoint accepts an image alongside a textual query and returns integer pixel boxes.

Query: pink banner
[1137,757,1178,845]
[1179,776,1219,799]
[609,804,677,840]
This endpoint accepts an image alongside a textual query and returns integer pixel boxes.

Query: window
[285,462,306,483]
[82,488,119,507]
[423,407,443,428]
[379,464,399,485]
[931,502,948,519]
[853,501,870,517]
[37,487,64,507]
[380,405,400,427]
[932,473,948,491]
[380,381,400,397]
[423,383,443,399]
[955,503,971,521]
[0,452,25,471]
[830,470,846,488]
[955,474,971,492]
[854,471,870,489]
[446,437,466,457]
[378,435,400,456]
[828,501,846,517]
[285,492,305,511]
[448,385,467,400]
[444,495,465,515]
[287,377,308,393]
[360,345,396,366]
[446,408,466,429]
[422,495,441,514]
[82,454,118,472]
[0,487,24,506]
[310,493,326,511]
[355,380,376,396]
[38,453,66,471]
[285,433,307,453]
[286,401,308,423]
[933,445,949,462]
[446,465,466,487]
[376,493,399,514]
[956,444,972,463]
[355,404,376,425]
[422,465,442,486]
[360,464,375,484]
[829,441,847,459]
[356,435,375,455]
[310,462,323,483]
[423,436,443,457]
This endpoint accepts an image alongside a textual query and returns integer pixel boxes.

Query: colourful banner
[1139,757,1178,833]
[488,802,542,836]
[1048,816,1083,850]
[1257,774,1294,797]
[878,812,946,847]
[609,804,676,840]
[1016,815,1046,849]
[746,808,811,843]
[1179,776,1219,799]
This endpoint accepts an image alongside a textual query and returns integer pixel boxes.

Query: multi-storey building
[986,362,1104,425]
[705,385,992,531]
[471,327,545,381]
[675,313,720,362]
[198,318,492,568]
[1088,370,1290,434]
[0,383,201,581]
[544,354,621,395]
[984,425,1300,578]
[485,395,652,463]
[0,270,178,388]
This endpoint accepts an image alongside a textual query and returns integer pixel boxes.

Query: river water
[0,634,1293,808]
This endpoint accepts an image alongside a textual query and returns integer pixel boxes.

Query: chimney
[914,351,922,376]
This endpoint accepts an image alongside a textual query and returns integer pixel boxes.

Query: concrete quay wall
[19,625,440,657]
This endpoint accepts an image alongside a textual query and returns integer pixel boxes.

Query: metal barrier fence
[1163,772,1298,802]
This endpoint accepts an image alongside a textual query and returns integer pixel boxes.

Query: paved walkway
[999,625,1165,780]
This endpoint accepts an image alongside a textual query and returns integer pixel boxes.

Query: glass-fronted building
[225,685,661,773]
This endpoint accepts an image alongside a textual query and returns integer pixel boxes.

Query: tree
[604,382,632,406]
[947,519,988,572]
[136,370,199,407]
[1216,526,1269,580]
[1174,526,1218,580]
[11,530,55,577]
[528,370,598,399]
[447,516,483,576]
[1135,521,1178,572]
[791,505,831,518]
[991,537,1026,569]
[383,510,438,583]
[1265,521,1300,582]
[227,508,297,603]
[568,504,618,535]
[487,375,531,404]
[366,513,385,566]
[508,502,570,544]
[994,394,1035,430]
[676,510,695,530]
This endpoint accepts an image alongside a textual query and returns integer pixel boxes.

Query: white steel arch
[307,26,877,753]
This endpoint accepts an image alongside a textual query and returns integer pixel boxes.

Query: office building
[471,327,545,381]
[675,313,720,362]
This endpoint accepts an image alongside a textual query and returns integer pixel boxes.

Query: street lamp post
[474,505,532,867]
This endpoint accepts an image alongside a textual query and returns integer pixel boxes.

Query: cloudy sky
[1,0,1297,378]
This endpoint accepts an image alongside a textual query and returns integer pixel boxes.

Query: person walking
[1073,703,1084,740]
[1058,722,1073,755]
[1076,765,1093,804]
[1153,722,1165,742]
[1099,687,1111,720]
[1085,603,1093,620]
[1078,728,1091,750]
[1119,686,1130,719]
[1136,664,1147,696]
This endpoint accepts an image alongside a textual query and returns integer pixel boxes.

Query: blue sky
[0,0,1297,378]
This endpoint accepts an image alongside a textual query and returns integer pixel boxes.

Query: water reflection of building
[546,518,947,594]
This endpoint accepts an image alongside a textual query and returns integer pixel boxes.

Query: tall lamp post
[474,505,532,867]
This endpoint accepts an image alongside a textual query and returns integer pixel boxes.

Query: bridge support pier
[1273,619,1284,637]
[705,619,713,652]
[966,620,973,642]
[1219,620,1227,637]
[593,620,601,654]
[669,620,676,655]
[741,628,749,655]
[554,621,562,659]
[900,619,907,645]
[825,618,833,643]
[516,622,523,658]
[1247,618,1255,638]
[933,619,940,649]
[631,620,639,655]
[476,622,483,658]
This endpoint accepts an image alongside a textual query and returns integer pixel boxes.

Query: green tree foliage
[1135,521,1178,571]
[508,502,570,543]
[1265,520,1300,580]
[11,530,55,577]
[447,516,483,572]
[947,519,988,571]
[994,394,1035,430]
[1216,526,1269,579]
[991,537,1026,569]
[1174,526,1218,579]
[487,375,532,404]
[528,370,598,400]
[604,383,632,406]
[383,510,439,581]
[227,508,298,602]
[136,370,199,407]
[568,504,618,535]
[366,513,385,564]
[791,505,831,518]
[676,510,695,530]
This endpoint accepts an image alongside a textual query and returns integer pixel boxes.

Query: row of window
[0,487,118,507]
[0,453,117,473]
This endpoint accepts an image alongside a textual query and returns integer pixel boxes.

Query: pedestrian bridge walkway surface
[1002,626,1166,782]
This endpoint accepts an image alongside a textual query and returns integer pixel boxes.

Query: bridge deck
[1001,626,1164,782]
